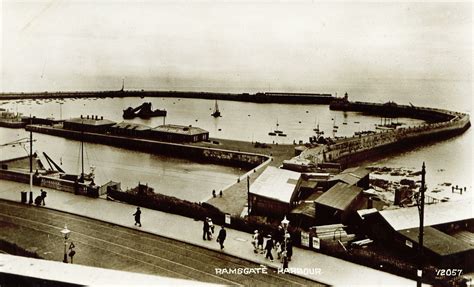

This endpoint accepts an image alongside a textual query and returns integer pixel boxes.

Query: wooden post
[247,176,250,215]
[417,162,426,287]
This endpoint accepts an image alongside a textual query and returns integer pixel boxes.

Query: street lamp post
[281,216,290,268]
[281,216,289,231]
[60,224,71,263]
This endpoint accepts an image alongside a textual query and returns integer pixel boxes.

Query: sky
[1,1,472,109]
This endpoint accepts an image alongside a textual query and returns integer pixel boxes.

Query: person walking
[286,236,293,261]
[203,217,209,240]
[257,230,264,254]
[282,251,289,269]
[275,226,284,245]
[68,242,76,264]
[217,226,226,250]
[252,230,259,253]
[207,218,214,239]
[133,207,142,227]
[265,235,274,261]
[276,241,282,260]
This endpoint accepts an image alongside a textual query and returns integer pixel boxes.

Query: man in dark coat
[217,226,226,250]
[257,230,264,254]
[286,236,293,261]
[40,189,47,205]
[265,235,274,261]
[133,207,142,227]
[203,217,209,240]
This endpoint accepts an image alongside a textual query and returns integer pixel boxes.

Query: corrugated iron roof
[249,166,300,203]
[399,227,473,256]
[380,199,473,231]
[66,117,116,126]
[315,182,363,211]
[329,167,369,186]
[112,121,151,131]
[291,202,316,218]
[152,124,208,136]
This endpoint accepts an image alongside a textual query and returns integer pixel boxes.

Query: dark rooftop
[291,191,323,219]
[399,227,473,256]
[111,121,151,131]
[315,182,362,211]
[329,166,370,186]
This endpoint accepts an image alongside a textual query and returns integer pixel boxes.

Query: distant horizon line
[0,89,335,96]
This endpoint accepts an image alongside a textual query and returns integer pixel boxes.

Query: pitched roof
[315,182,363,211]
[329,166,370,186]
[291,191,324,218]
[399,227,473,256]
[151,124,208,136]
[112,121,151,131]
[291,202,315,218]
[65,117,116,126]
[249,166,300,203]
[380,199,473,231]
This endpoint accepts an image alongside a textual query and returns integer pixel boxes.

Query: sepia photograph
[0,1,472,286]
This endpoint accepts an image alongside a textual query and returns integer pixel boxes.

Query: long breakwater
[301,100,471,167]
[0,91,334,104]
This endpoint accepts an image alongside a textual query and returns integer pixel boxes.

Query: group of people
[212,190,223,198]
[131,208,289,261]
[203,217,226,250]
[251,226,293,266]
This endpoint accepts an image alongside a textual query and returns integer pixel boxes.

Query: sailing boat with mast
[274,119,283,134]
[313,117,324,135]
[211,100,221,117]
[268,119,287,136]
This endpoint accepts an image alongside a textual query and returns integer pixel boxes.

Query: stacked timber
[313,224,355,243]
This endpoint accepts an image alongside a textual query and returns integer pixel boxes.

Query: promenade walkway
[0,179,419,286]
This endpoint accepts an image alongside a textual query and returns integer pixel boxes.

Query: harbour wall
[330,100,457,122]
[0,91,334,104]
[25,125,268,169]
[0,169,100,196]
[308,102,471,167]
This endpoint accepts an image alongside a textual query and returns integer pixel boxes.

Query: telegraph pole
[29,115,33,204]
[417,162,426,287]
[247,175,250,215]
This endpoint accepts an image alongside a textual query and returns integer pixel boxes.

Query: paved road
[0,200,324,286]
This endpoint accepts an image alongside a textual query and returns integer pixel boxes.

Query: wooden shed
[314,182,365,225]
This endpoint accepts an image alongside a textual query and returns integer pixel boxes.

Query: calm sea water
[1,94,472,201]
[0,127,242,202]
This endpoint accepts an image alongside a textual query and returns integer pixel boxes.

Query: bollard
[21,191,27,203]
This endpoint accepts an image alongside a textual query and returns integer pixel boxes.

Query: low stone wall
[0,169,30,183]
[0,169,99,197]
